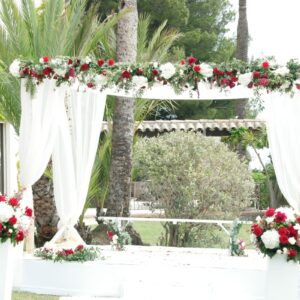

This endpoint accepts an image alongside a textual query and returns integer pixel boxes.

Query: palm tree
[235,0,249,118]
[0,0,120,247]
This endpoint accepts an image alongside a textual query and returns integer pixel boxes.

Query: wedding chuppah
[2,56,300,299]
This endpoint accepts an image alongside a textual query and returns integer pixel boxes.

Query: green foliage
[230,218,246,256]
[134,132,254,220]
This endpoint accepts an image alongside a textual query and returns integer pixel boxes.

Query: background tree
[105,0,138,217]
[133,131,255,246]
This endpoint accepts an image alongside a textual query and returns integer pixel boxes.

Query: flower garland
[251,207,300,262]
[34,244,101,262]
[9,56,300,96]
[0,192,33,246]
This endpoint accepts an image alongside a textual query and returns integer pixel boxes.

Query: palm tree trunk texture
[106,0,138,217]
[235,0,248,119]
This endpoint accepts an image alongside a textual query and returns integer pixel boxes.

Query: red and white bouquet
[0,193,33,246]
[251,207,300,262]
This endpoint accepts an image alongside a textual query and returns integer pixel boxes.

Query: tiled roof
[101,119,265,133]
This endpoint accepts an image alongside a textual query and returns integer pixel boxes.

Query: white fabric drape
[265,92,300,211]
[49,90,106,245]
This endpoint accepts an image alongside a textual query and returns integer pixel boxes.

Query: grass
[132,221,164,245]
[13,291,58,300]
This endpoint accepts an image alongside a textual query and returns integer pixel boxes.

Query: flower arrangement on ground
[0,193,33,246]
[251,207,300,262]
[103,220,131,251]
[34,244,101,262]
[230,218,246,256]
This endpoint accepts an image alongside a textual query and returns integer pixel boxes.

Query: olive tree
[133,131,255,246]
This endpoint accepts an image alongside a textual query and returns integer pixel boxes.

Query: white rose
[132,75,148,87]
[0,202,14,222]
[274,66,289,76]
[288,237,296,245]
[238,72,253,87]
[266,217,274,224]
[256,216,262,222]
[54,67,67,77]
[159,63,176,79]
[112,235,118,244]
[276,249,282,254]
[199,63,213,77]
[261,229,280,249]
[94,74,107,86]
[294,224,300,231]
[9,59,21,77]
[83,56,92,64]
[283,247,288,254]
[153,62,158,68]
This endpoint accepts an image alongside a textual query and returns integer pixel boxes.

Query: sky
[229,0,300,64]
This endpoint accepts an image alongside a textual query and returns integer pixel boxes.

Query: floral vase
[0,241,16,300]
[266,254,299,300]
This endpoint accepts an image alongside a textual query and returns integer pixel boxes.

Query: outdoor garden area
[1,0,300,300]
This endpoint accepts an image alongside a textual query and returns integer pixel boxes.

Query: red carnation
[42,56,49,63]
[278,227,289,236]
[75,244,84,251]
[80,63,89,71]
[43,67,52,76]
[0,223,3,231]
[253,71,260,79]
[69,68,76,78]
[258,78,269,87]
[262,61,270,69]
[87,82,94,88]
[108,59,115,66]
[288,225,298,238]
[107,230,114,240]
[251,224,264,237]
[265,208,275,217]
[25,207,33,217]
[122,70,131,79]
[188,57,197,65]
[152,69,159,76]
[288,249,297,257]
[275,211,287,223]
[0,195,5,202]
[231,76,238,82]
[226,71,233,76]
[68,59,73,65]
[8,216,17,225]
[193,65,201,73]
[15,231,24,242]
[9,197,19,207]
[97,59,105,67]
[64,249,74,255]
[279,234,289,244]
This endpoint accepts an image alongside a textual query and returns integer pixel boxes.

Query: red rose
[30,70,37,78]
[136,68,143,75]
[75,244,84,251]
[253,71,260,79]
[152,69,159,76]
[0,195,5,202]
[107,230,114,240]
[262,61,269,69]
[64,249,74,255]
[80,63,89,71]
[251,224,264,236]
[42,56,49,63]
[21,68,30,75]
[296,216,300,223]
[278,227,289,236]
[25,207,33,217]
[8,216,17,225]
[258,78,269,87]
[231,76,238,82]
[122,70,131,79]
[188,57,197,65]
[15,231,24,242]
[288,249,297,257]
[265,208,275,217]
[98,59,105,67]
[9,197,19,207]
[68,59,73,65]
[69,68,76,77]
[275,211,287,223]
[108,59,115,66]
[296,84,300,90]
[180,59,185,65]
[43,67,52,76]
[193,65,201,73]
[279,234,289,244]
[229,81,235,88]
[226,71,233,76]
[288,225,298,238]
[87,82,94,88]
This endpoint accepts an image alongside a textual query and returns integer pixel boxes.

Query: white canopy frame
[18,79,299,249]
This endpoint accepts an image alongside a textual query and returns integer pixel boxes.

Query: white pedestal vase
[0,242,16,300]
[266,254,299,300]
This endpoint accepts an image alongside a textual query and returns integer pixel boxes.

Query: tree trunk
[235,0,248,119]
[106,0,138,217]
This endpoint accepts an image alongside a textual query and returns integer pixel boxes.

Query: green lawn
[132,221,164,245]
[13,291,58,300]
